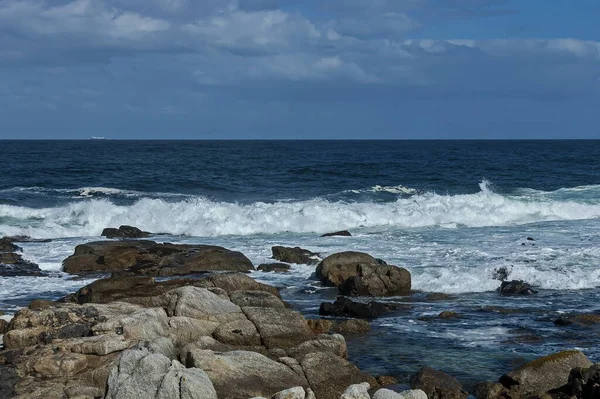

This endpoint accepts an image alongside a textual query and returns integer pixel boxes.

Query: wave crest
[1,181,599,238]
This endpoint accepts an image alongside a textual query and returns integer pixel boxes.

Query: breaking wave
[0,181,599,238]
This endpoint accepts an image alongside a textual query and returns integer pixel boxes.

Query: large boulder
[242,306,314,348]
[101,225,151,239]
[299,351,377,399]
[272,246,320,265]
[62,240,254,275]
[316,252,411,296]
[411,367,467,399]
[186,349,308,399]
[499,350,592,396]
[106,347,217,399]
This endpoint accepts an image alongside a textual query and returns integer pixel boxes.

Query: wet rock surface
[101,225,152,239]
[316,252,411,296]
[62,240,255,275]
[272,246,321,265]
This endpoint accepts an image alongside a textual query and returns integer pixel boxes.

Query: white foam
[1,181,599,238]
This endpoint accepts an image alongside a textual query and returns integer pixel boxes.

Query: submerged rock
[257,263,291,273]
[0,252,43,277]
[316,252,411,296]
[62,240,254,275]
[271,246,320,265]
[101,225,151,239]
[498,280,537,295]
[321,230,352,237]
[320,297,404,319]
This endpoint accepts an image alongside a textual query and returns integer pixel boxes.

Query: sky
[0,0,599,139]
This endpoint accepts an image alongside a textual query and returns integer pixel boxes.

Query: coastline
[1,231,598,398]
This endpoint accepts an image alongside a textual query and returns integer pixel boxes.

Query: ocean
[1,139,600,387]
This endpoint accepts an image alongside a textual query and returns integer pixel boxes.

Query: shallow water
[1,140,600,385]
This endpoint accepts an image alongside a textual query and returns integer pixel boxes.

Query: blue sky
[0,0,599,139]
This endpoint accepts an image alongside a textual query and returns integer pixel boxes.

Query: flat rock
[320,297,404,319]
[101,225,151,239]
[321,230,352,237]
[187,349,308,399]
[272,246,320,265]
[63,240,254,275]
[258,263,291,273]
[242,306,314,349]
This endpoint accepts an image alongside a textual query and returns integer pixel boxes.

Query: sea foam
[0,181,599,238]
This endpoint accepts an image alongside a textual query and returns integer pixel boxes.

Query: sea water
[1,140,599,386]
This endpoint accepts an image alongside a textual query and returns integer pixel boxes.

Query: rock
[374,389,428,399]
[376,376,399,386]
[67,272,279,305]
[168,317,219,346]
[0,238,21,252]
[341,382,371,399]
[307,319,333,334]
[288,334,347,359]
[229,290,286,309]
[317,252,411,296]
[320,297,404,319]
[29,299,54,310]
[2,235,51,243]
[527,237,535,241]
[499,350,592,396]
[439,311,460,319]
[472,381,507,399]
[492,267,509,281]
[272,387,306,399]
[0,319,9,334]
[411,367,467,399]
[106,346,217,399]
[242,306,314,348]
[258,263,291,273]
[212,319,261,346]
[299,351,377,399]
[186,349,307,399]
[499,280,537,295]
[101,225,151,239]
[0,252,42,276]
[62,240,254,275]
[321,230,352,237]
[272,246,320,265]
[425,293,454,301]
[0,365,19,399]
[566,363,600,399]
[159,286,245,324]
[555,313,600,327]
[332,319,371,334]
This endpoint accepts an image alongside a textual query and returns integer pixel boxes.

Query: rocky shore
[1,230,598,399]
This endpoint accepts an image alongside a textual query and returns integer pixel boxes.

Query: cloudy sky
[1,0,599,138]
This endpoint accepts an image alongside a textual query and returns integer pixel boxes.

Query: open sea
[1,140,600,387]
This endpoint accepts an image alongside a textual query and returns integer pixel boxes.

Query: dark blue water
[2,140,600,207]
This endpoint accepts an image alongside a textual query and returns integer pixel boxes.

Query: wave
[0,181,599,238]
[345,184,420,195]
[0,186,190,199]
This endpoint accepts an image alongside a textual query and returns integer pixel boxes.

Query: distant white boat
[90,136,106,140]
